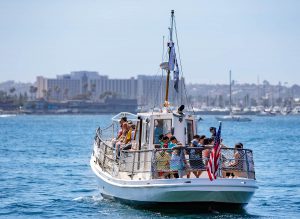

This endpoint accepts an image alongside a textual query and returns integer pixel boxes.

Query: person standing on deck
[187,135,205,178]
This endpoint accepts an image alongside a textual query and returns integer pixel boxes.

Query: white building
[36,71,183,106]
[36,76,80,100]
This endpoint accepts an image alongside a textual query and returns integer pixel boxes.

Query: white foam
[73,195,103,202]
[0,114,17,117]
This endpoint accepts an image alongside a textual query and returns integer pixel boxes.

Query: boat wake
[73,195,103,203]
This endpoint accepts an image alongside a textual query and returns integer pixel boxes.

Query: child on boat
[169,136,186,178]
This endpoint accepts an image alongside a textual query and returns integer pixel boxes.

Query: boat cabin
[136,110,196,149]
[110,107,196,150]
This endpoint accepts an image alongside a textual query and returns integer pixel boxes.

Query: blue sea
[0,114,299,218]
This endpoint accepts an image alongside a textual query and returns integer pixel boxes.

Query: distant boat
[216,114,252,122]
[280,107,292,116]
[216,71,251,122]
[256,111,276,117]
[292,106,300,115]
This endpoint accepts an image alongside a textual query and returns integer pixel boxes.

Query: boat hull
[90,157,257,208]
[102,194,247,210]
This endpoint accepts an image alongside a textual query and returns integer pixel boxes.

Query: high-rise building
[36,71,182,106]
[36,76,81,100]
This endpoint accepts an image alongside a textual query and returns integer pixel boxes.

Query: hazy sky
[0,0,299,85]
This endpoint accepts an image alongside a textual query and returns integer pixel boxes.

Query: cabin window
[153,119,172,144]
[186,120,194,144]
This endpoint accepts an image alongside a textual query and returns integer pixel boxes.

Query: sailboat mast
[164,10,175,107]
[229,70,232,114]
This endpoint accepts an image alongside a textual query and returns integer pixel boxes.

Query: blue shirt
[190,139,203,159]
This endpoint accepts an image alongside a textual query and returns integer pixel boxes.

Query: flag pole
[217,121,222,178]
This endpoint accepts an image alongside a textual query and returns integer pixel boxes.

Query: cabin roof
[137,111,195,120]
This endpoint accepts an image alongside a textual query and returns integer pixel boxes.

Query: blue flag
[168,42,176,71]
[174,59,179,92]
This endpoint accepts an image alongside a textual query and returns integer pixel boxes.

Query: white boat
[90,11,257,210]
[216,71,252,122]
[292,106,300,115]
[216,114,252,122]
[256,111,276,117]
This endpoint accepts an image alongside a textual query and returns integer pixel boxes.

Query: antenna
[229,70,232,114]
[161,35,165,107]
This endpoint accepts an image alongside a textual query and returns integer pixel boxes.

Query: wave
[0,114,17,118]
[73,195,103,203]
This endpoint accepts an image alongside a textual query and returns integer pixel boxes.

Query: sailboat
[90,11,257,209]
[216,71,252,122]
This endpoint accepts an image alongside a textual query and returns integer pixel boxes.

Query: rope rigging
[173,16,195,114]
[149,11,195,114]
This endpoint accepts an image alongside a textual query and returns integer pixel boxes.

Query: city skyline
[1,71,299,87]
[0,1,299,85]
[1,70,299,115]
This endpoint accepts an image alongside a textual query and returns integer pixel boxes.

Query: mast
[161,35,165,104]
[229,70,232,114]
[164,10,175,107]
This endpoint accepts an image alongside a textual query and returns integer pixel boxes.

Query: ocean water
[0,114,299,218]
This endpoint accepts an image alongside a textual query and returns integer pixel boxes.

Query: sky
[0,0,299,85]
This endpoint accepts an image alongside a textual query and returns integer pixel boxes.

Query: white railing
[93,128,256,180]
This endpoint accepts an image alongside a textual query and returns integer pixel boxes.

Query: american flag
[207,122,222,181]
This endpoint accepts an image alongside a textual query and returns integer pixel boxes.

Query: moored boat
[90,10,257,210]
[256,111,276,117]
[216,71,252,122]
[216,114,252,122]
